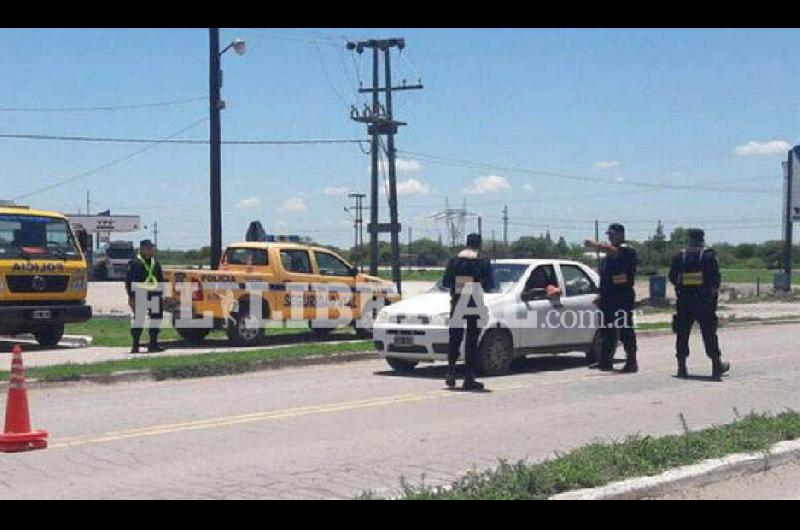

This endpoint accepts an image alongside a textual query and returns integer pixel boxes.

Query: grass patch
[376,270,443,282]
[361,410,800,500]
[66,317,353,347]
[2,340,374,383]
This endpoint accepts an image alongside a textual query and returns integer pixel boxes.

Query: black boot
[130,344,141,354]
[462,378,485,391]
[677,357,688,378]
[712,357,730,379]
[621,352,638,373]
[445,363,457,389]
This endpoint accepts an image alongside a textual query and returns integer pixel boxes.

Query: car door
[278,248,317,320]
[555,263,600,346]
[515,264,563,348]
[312,250,358,323]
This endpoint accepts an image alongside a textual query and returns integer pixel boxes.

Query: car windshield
[0,214,82,260]
[430,263,529,294]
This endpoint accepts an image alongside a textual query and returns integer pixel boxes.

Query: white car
[373,259,606,375]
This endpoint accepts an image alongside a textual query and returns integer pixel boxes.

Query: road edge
[549,438,800,500]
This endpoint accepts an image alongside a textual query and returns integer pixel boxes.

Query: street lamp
[209,30,246,270]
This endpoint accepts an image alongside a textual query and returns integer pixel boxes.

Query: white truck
[373,259,609,376]
[93,240,135,281]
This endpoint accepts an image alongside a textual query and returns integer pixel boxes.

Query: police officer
[669,229,730,380]
[125,239,166,354]
[442,233,495,391]
[585,223,638,372]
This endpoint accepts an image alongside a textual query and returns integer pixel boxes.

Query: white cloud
[322,187,350,197]
[594,160,622,169]
[372,158,422,174]
[236,197,261,209]
[523,184,536,192]
[734,139,790,156]
[615,176,626,183]
[672,170,685,177]
[279,197,308,213]
[464,175,511,195]
[396,178,431,196]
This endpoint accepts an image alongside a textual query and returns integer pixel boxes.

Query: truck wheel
[386,357,418,372]
[225,304,264,346]
[35,323,65,348]
[175,327,210,344]
[477,328,513,376]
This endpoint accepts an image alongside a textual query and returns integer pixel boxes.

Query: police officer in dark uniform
[442,233,495,391]
[125,239,166,354]
[585,223,638,372]
[669,229,730,380]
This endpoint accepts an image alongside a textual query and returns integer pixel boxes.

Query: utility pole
[502,205,509,248]
[86,190,91,216]
[347,38,423,296]
[209,28,222,270]
[153,221,159,249]
[491,229,497,259]
[594,219,600,270]
[407,226,412,271]
[348,193,366,272]
[783,153,795,290]
[477,215,482,238]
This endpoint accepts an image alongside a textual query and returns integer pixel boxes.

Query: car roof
[0,206,68,219]
[491,258,587,267]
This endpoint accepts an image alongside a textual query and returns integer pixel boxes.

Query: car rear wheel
[477,328,514,376]
[226,303,264,346]
[309,322,336,338]
[35,323,65,349]
[386,357,418,372]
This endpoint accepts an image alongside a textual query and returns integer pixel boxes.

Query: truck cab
[94,240,135,281]
[0,202,93,347]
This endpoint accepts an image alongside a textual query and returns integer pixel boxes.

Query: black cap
[140,239,154,248]
[688,228,705,242]
[466,233,482,248]
[606,223,625,235]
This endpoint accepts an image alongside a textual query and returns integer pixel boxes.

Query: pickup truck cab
[373,259,605,375]
[0,203,92,347]
[164,241,400,345]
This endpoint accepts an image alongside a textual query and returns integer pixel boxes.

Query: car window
[225,248,268,266]
[430,263,527,294]
[280,249,312,274]
[525,265,558,291]
[560,264,597,296]
[316,252,352,276]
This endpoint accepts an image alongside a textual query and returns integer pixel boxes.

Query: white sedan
[373,259,606,375]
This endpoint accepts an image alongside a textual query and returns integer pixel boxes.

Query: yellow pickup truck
[0,203,92,347]
[164,240,400,345]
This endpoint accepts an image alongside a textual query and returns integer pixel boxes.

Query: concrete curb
[4,334,93,349]
[549,438,800,500]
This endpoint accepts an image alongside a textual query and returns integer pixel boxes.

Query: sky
[0,28,797,250]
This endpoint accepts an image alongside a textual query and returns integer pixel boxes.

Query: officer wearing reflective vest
[442,233,495,391]
[668,229,730,380]
[125,239,166,354]
[585,223,638,372]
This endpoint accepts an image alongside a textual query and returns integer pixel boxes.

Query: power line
[0,96,206,113]
[0,133,367,146]
[399,149,780,194]
[12,116,209,201]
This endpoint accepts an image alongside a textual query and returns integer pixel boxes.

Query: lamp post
[209,29,246,270]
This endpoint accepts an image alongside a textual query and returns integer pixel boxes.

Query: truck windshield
[0,214,82,261]
[106,247,134,260]
[430,263,529,294]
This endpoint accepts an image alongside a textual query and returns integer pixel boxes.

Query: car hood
[380,291,505,318]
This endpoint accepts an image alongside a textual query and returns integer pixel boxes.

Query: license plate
[32,310,52,320]
[393,336,414,346]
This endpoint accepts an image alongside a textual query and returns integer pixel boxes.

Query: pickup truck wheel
[226,305,264,346]
[35,323,65,348]
[386,357,418,372]
[477,329,513,376]
[175,327,210,344]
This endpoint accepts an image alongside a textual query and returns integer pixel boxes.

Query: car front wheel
[477,329,514,376]
[226,304,264,346]
[386,357,418,372]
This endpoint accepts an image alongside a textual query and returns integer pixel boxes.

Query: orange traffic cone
[0,345,48,453]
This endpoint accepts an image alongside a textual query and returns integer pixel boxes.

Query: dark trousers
[600,305,637,366]
[131,291,163,347]
[675,294,721,360]
[448,315,481,380]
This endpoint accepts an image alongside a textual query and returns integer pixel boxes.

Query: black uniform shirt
[599,244,637,301]
[669,247,720,297]
[125,255,165,298]
[442,249,495,308]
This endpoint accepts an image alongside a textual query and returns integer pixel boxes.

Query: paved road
[0,324,798,499]
[652,460,800,500]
